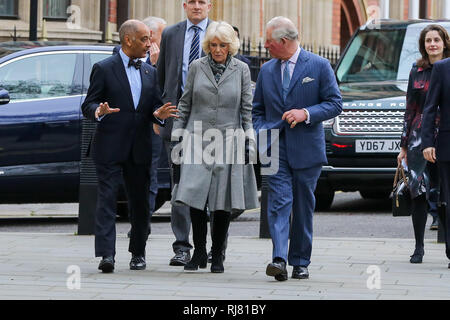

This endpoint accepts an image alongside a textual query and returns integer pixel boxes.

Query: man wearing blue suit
[422,58,450,269]
[82,20,178,273]
[253,17,342,281]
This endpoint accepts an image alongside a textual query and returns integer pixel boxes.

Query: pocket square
[302,77,315,84]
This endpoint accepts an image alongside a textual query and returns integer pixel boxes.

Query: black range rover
[315,19,450,210]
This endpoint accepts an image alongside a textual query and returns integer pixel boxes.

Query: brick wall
[404,0,409,19]
[109,0,117,24]
[332,0,341,46]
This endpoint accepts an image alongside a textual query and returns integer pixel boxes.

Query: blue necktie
[282,61,291,101]
[189,26,201,67]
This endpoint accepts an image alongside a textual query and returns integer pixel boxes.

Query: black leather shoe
[292,266,309,279]
[130,255,146,270]
[169,251,191,266]
[98,256,115,273]
[266,260,288,281]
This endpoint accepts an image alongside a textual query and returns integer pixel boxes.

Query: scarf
[208,53,232,83]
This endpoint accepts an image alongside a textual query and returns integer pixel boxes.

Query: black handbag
[392,164,412,217]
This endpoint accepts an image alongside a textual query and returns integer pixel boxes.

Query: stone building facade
[1,0,450,54]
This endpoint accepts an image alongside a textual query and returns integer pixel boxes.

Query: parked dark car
[314,20,450,209]
[0,42,170,213]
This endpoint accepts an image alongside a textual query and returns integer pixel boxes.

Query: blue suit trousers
[267,134,322,267]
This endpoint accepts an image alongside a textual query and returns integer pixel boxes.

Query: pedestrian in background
[422,44,450,270]
[171,21,259,273]
[232,26,252,69]
[397,24,450,264]
[157,0,214,267]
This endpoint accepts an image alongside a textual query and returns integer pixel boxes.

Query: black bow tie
[128,59,142,70]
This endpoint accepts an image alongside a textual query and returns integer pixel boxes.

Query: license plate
[355,140,401,153]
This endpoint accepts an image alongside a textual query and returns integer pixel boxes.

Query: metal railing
[239,37,341,82]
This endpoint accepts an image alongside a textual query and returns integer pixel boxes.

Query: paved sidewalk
[0,233,448,300]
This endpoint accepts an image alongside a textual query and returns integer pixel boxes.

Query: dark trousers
[128,131,162,235]
[437,161,450,260]
[164,140,192,253]
[94,156,150,258]
[148,131,162,231]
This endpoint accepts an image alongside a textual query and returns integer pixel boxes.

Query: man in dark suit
[232,26,252,69]
[253,17,342,281]
[82,20,178,273]
[422,57,450,269]
[113,17,167,238]
[156,0,213,266]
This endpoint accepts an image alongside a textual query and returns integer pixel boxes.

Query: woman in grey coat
[171,21,259,273]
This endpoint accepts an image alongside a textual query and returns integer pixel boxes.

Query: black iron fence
[239,37,341,82]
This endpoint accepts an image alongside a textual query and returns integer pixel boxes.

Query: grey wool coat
[171,56,259,212]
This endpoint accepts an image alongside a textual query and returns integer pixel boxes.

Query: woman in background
[398,24,450,263]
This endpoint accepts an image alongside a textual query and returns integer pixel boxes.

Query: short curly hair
[202,21,240,56]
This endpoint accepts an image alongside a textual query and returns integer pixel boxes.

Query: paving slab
[0,233,448,300]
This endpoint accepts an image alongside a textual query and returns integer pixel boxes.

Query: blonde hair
[202,21,240,56]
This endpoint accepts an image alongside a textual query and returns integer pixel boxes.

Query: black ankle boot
[210,211,230,273]
[184,207,208,271]
[210,252,224,273]
[410,247,424,264]
[184,249,207,270]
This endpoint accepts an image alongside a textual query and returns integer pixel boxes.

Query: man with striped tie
[157,0,213,267]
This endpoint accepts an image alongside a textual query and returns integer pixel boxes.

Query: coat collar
[199,56,238,88]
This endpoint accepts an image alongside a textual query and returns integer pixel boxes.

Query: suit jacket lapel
[272,59,283,101]
[136,66,150,111]
[286,48,310,97]
[111,54,134,109]
[176,21,187,83]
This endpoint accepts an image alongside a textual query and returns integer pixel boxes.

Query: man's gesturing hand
[95,102,120,118]
[154,102,179,120]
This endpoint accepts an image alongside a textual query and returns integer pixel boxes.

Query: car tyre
[315,191,335,211]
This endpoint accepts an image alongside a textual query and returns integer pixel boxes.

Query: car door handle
[44,121,71,127]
